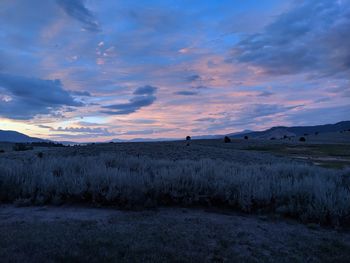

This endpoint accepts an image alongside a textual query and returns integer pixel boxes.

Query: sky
[0,0,349,142]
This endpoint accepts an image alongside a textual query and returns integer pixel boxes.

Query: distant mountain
[110,122,350,143]
[129,137,179,142]
[110,138,125,143]
[229,121,350,139]
[0,130,47,143]
[2,121,349,144]
[111,137,181,143]
[109,129,254,143]
[57,141,81,146]
[191,135,222,140]
[228,129,253,136]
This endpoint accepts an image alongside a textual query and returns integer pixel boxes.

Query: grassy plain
[1,133,350,262]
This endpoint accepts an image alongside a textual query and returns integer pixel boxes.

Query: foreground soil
[1,205,350,263]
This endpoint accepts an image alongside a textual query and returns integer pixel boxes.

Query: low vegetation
[244,143,350,169]
[12,143,33,151]
[224,136,231,143]
[1,152,349,226]
[299,137,306,142]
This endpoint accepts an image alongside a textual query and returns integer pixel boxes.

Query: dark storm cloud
[56,0,100,32]
[234,0,350,77]
[101,85,157,115]
[101,96,156,115]
[0,73,82,120]
[133,85,157,95]
[174,90,198,96]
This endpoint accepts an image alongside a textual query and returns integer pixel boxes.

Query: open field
[1,137,350,262]
[1,138,350,225]
[1,205,350,263]
[2,0,349,261]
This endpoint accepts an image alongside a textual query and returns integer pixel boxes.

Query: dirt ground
[1,205,350,263]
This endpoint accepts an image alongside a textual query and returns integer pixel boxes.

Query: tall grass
[0,153,349,226]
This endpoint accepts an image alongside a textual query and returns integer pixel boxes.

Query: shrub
[0,149,4,153]
[37,152,44,158]
[186,136,191,146]
[244,136,249,140]
[299,137,306,142]
[29,142,65,147]
[12,143,33,151]
[224,136,231,143]
[0,153,349,226]
[52,167,64,177]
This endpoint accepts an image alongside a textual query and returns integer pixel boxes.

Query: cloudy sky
[0,0,349,141]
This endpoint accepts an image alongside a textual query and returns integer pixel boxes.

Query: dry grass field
[1,205,350,263]
[1,135,350,262]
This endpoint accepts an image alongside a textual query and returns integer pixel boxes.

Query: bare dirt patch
[1,205,350,262]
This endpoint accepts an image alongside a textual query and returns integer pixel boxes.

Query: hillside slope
[229,121,350,139]
[0,130,46,143]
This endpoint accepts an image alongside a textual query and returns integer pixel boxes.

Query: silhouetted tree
[299,136,306,142]
[0,149,4,153]
[224,136,231,143]
[186,136,191,146]
[244,135,249,140]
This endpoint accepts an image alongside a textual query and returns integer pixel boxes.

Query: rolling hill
[1,121,349,143]
[229,121,350,139]
[0,130,46,143]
